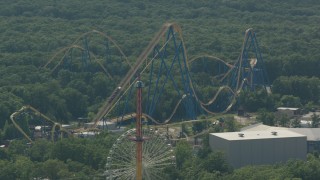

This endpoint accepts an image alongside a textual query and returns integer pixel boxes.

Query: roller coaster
[9,22,270,180]
[10,105,70,143]
[87,23,270,126]
[43,29,132,80]
[11,22,269,141]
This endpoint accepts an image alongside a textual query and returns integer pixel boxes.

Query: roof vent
[271,131,277,136]
[238,133,244,137]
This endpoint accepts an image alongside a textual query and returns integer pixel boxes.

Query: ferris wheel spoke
[109,162,135,168]
[113,141,135,155]
[106,128,175,180]
[108,172,135,180]
[108,165,135,171]
[149,150,172,161]
[148,161,174,168]
[109,154,133,163]
[144,137,167,156]
[146,169,166,180]
[107,168,135,179]
[145,146,171,161]
[150,149,173,162]
[146,158,173,167]
[119,169,136,180]
[146,136,163,152]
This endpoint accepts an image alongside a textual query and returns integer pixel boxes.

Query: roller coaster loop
[10,105,70,143]
[40,23,269,129]
[10,23,270,144]
[101,24,269,126]
[43,30,132,78]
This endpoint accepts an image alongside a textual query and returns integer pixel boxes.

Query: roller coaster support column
[135,75,144,180]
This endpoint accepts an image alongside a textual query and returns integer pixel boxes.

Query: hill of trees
[1,0,320,179]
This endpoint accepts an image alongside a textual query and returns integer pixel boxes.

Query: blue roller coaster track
[43,23,270,127]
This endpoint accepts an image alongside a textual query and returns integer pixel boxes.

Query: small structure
[276,107,300,118]
[61,124,72,129]
[300,120,312,128]
[209,130,307,168]
[237,106,245,116]
[84,121,117,130]
[74,131,99,138]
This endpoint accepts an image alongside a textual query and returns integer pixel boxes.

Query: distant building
[74,131,99,138]
[276,107,300,118]
[85,121,117,130]
[209,130,307,168]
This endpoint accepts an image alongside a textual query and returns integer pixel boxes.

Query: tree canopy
[1,0,320,179]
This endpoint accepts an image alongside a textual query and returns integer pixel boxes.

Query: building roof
[210,130,306,141]
[241,123,320,141]
[85,121,116,126]
[289,128,320,141]
[277,107,299,111]
[241,123,286,132]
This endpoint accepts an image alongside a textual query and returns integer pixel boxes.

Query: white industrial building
[209,130,307,168]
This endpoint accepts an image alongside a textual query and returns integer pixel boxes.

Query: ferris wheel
[105,128,175,179]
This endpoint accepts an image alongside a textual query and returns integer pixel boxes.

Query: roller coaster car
[107,87,122,103]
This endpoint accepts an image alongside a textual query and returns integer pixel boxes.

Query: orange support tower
[135,76,144,180]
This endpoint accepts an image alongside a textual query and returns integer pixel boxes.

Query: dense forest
[1,0,320,179]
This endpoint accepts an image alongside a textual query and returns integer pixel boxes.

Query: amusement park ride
[10,22,270,179]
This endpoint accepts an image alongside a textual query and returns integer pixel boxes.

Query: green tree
[227,164,292,180]
[192,120,207,133]
[0,148,9,160]
[238,89,276,112]
[225,118,237,132]
[287,154,320,179]
[256,109,275,126]
[3,120,25,140]
[0,160,16,180]
[291,117,301,128]
[0,91,23,128]
[60,88,88,118]
[276,114,290,127]
[91,72,112,98]
[7,140,28,156]
[29,139,53,162]
[280,95,302,108]
[197,133,212,158]
[198,171,221,180]
[34,159,70,179]
[175,141,192,169]
[311,113,320,128]
[14,156,35,179]
[202,151,231,174]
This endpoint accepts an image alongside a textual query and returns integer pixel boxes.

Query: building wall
[209,135,307,168]
[307,141,320,152]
